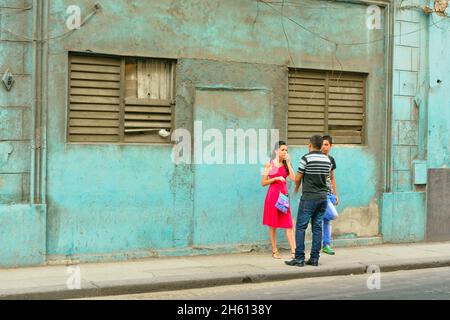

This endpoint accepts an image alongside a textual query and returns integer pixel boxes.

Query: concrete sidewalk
[1,242,450,300]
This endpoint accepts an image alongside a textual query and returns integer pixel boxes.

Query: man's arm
[330,170,339,206]
[295,156,307,194]
[294,172,303,194]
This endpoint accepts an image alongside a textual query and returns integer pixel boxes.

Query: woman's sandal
[291,251,296,259]
[272,250,281,259]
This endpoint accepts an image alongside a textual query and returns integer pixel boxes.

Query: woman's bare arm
[294,172,303,193]
[261,163,284,187]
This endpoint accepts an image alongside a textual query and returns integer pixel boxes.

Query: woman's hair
[274,141,290,176]
[274,140,287,151]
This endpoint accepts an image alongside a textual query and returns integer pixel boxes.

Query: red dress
[263,161,293,229]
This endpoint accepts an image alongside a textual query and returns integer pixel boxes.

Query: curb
[2,256,450,300]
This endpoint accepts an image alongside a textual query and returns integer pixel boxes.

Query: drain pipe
[31,0,48,204]
[385,1,395,193]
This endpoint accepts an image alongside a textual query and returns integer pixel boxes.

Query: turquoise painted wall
[46,147,176,255]
[0,205,46,267]
[382,0,429,243]
[0,1,46,267]
[428,14,450,169]
[381,192,426,242]
[2,0,389,266]
[288,147,378,209]
[381,1,450,244]
[192,89,274,245]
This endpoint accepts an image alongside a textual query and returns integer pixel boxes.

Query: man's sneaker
[284,259,305,267]
[322,245,335,255]
[306,259,319,267]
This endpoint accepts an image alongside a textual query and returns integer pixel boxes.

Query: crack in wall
[0,142,14,166]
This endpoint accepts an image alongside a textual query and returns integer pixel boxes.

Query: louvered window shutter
[69,55,121,142]
[288,69,365,145]
[327,73,365,144]
[68,54,175,144]
[288,70,327,145]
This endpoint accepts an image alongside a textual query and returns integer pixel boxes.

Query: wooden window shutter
[68,54,175,144]
[327,73,365,144]
[124,59,175,143]
[288,69,366,145]
[288,70,327,145]
[69,55,121,142]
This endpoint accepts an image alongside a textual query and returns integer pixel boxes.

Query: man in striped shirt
[285,135,332,267]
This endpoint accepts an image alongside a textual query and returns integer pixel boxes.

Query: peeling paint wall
[333,199,379,239]
[289,145,381,240]
[428,12,450,169]
[2,0,391,266]
[382,0,429,243]
[0,0,33,205]
[426,4,450,241]
[382,0,450,243]
[44,0,387,262]
[0,0,46,267]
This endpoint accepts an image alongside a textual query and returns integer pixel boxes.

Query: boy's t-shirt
[298,151,332,200]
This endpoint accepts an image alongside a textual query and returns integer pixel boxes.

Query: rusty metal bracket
[2,69,15,91]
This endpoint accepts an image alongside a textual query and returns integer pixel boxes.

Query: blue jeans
[295,198,328,261]
[323,194,338,247]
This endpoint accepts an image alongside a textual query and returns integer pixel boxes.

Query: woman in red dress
[262,141,296,259]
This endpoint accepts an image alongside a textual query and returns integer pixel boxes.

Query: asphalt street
[80,266,450,300]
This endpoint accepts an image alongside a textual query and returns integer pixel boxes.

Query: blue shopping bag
[275,192,290,214]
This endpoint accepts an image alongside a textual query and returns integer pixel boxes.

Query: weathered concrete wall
[333,199,379,239]
[0,0,33,205]
[47,0,386,262]
[0,0,47,267]
[382,1,450,243]
[2,0,390,265]
[391,0,425,193]
[177,59,286,248]
[381,191,426,242]
[425,5,450,241]
[290,145,380,241]
[0,204,46,267]
[49,0,386,70]
[427,12,450,169]
[382,0,428,243]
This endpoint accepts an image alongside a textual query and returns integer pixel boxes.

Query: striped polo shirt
[298,151,332,200]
